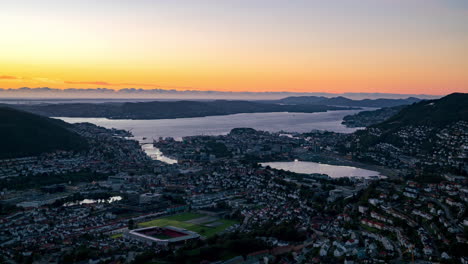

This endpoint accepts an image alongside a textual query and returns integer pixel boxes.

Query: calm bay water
[57,109,366,141]
[261,161,382,179]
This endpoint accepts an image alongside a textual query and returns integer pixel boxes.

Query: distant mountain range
[0,107,88,158]
[270,96,421,108]
[0,87,439,100]
[8,100,352,119]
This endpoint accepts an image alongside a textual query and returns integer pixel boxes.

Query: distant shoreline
[6,100,353,120]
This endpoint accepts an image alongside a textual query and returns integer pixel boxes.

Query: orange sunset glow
[1,0,467,95]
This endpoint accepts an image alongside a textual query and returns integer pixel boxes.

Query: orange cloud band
[64,80,194,90]
[0,75,18,79]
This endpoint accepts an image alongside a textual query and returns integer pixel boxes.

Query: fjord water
[261,161,381,179]
[57,109,366,165]
[57,109,366,141]
[141,143,178,164]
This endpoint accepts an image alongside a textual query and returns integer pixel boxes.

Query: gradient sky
[1,0,467,95]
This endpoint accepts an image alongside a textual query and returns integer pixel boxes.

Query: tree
[128,219,135,230]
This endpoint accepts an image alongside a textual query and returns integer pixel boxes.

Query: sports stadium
[125,226,200,246]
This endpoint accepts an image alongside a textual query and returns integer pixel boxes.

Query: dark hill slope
[342,105,406,128]
[0,107,88,158]
[346,93,468,173]
[375,93,468,129]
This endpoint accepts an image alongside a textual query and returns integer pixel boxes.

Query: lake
[260,160,382,179]
[64,196,122,206]
[57,109,367,141]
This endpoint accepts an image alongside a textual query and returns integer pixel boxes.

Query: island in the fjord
[4,96,422,120]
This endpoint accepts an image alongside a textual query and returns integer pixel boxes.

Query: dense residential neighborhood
[0,123,152,181]
[1,120,466,263]
[347,121,468,173]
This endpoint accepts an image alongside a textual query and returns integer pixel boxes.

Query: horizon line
[0,86,451,97]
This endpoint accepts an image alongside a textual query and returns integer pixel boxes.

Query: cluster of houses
[356,178,467,262]
[0,123,154,181]
[348,121,468,173]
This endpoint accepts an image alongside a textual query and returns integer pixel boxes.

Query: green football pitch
[138,212,238,237]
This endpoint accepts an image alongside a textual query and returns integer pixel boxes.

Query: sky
[1,0,467,95]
